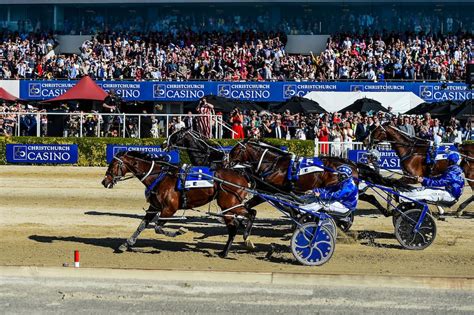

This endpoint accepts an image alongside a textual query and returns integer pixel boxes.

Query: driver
[403,151,464,203]
[301,165,358,215]
[365,149,381,173]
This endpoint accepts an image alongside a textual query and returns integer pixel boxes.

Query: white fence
[0,112,225,139]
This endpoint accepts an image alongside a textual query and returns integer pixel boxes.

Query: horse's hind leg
[243,208,256,241]
[359,193,390,217]
[242,195,264,240]
[456,194,473,216]
[116,210,159,253]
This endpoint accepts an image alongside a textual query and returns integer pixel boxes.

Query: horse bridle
[369,124,431,162]
[107,154,160,184]
[235,141,284,177]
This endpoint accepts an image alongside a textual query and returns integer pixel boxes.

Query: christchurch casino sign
[19,80,471,102]
[6,144,78,164]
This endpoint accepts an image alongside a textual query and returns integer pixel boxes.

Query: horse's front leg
[154,207,186,237]
[116,209,159,253]
[219,215,239,258]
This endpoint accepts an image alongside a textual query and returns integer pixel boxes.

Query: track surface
[0,166,473,277]
[1,274,473,314]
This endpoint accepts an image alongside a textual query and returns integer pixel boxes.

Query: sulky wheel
[395,209,437,250]
[291,222,335,266]
[393,202,423,227]
[335,212,354,232]
[298,214,337,238]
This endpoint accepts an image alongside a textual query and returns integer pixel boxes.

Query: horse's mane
[320,155,357,168]
[386,124,430,146]
[247,138,291,156]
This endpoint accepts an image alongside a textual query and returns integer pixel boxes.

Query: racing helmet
[367,149,381,161]
[336,165,353,180]
[447,151,461,165]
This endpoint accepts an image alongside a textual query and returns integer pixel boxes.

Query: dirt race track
[0,165,473,277]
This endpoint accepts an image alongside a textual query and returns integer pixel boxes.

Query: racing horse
[101,150,252,258]
[227,139,410,229]
[365,122,473,214]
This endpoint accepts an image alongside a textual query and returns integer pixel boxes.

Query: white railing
[314,141,454,159]
[0,112,224,139]
[313,141,370,159]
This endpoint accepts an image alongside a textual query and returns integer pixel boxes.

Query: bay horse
[365,122,473,214]
[227,139,410,227]
[101,150,251,258]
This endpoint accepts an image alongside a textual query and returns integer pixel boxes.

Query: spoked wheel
[291,222,335,266]
[335,212,354,232]
[298,214,337,238]
[395,209,437,250]
[393,202,423,227]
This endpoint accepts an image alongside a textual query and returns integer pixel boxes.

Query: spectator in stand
[196,97,214,138]
[399,116,416,137]
[1,30,471,82]
[230,107,245,139]
[318,122,330,154]
[355,116,369,142]
[271,119,286,139]
[173,116,186,131]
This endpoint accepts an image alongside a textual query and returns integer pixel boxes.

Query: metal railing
[314,141,454,159]
[0,112,225,139]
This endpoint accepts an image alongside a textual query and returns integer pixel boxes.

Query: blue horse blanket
[287,156,324,181]
[177,166,214,190]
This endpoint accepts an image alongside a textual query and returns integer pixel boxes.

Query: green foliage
[0,137,315,167]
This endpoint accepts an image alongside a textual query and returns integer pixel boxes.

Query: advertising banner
[348,149,401,170]
[6,144,78,164]
[106,145,179,164]
[348,144,457,170]
[19,80,472,103]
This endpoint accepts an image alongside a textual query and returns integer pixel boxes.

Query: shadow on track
[28,234,264,258]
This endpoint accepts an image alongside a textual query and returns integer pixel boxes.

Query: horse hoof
[178,227,188,235]
[244,239,256,250]
[115,243,129,253]
[218,251,227,258]
[456,210,464,217]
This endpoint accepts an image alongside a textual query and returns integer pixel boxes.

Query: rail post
[36,113,40,137]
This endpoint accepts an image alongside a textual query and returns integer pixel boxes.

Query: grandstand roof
[0,87,19,102]
[2,0,469,4]
[42,76,108,103]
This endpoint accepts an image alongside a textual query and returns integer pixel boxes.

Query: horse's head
[228,139,256,167]
[164,127,192,151]
[102,151,155,188]
[364,123,388,149]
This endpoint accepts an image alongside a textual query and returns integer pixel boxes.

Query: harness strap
[145,172,167,198]
[256,149,269,173]
[140,160,155,182]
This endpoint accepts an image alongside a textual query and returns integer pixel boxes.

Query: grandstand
[0,0,472,140]
[1,1,473,35]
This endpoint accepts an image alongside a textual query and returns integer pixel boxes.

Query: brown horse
[366,123,473,214]
[228,139,409,229]
[101,150,251,258]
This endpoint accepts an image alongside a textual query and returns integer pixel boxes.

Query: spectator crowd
[0,29,471,81]
[220,107,473,146]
